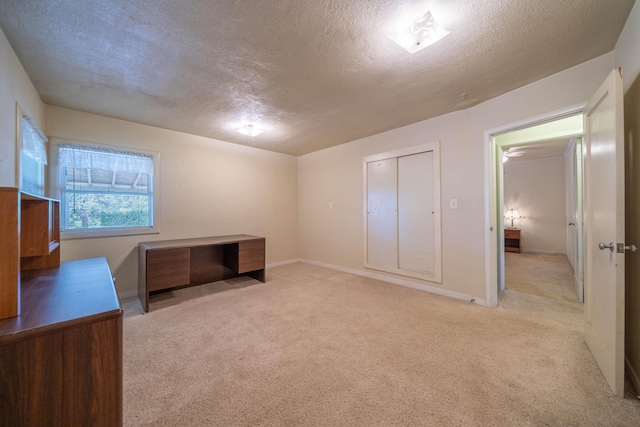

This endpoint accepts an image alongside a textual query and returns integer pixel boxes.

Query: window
[20,115,47,196]
[51,141,159,238]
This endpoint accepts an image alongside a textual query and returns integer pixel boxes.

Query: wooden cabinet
[146,247,190,291]
[0,258,123,426]
[20,192,60,271]
[0,188,20,319]
[505,229,521,253]
[20,195,60,257]
[139,235,266,312]
[0,188,60,320]
[238,239,266,273]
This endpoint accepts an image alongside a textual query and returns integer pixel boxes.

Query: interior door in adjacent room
[583,68,626,397]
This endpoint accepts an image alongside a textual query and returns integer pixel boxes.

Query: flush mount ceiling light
[237,124,264,137]
[387,11,450,54]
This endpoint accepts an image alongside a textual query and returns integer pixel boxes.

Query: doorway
[485,111,584,306]
[502,135,584,303]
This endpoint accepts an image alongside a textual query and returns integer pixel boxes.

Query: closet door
[398,151,434,274]
[364,142,441,283]
[366,158,398,269]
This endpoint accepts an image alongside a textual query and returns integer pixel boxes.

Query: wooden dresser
[0,187,122,426]
[139,234,266,312]
[0,258,123,426]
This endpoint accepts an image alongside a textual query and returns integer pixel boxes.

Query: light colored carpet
[122,261,640,426]
[505,252,578,302]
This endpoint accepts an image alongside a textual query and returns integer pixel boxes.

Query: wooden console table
[138,234,266,312]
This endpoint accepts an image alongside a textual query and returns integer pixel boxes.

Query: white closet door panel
[367,158,398,268]
[398,151,434,274]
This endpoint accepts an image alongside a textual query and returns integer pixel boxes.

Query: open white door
[583,68,625,397]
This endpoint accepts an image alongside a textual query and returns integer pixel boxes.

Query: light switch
[450,199,458,209]
[329,202,334,210]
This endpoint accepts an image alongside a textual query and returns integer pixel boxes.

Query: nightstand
[505,229,521,253]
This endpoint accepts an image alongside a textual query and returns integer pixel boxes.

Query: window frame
[49,138,160,240]
[15,104,47,196]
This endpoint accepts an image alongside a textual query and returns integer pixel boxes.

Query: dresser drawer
[505,229,520,239]
[147,248,190,291]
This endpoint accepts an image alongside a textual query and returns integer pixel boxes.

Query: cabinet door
[146,248,190,291]
[237,239,265,274]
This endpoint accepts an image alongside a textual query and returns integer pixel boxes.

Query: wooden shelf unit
[505,228,521,253]
[0,188,61,320]
[139,235,266,312]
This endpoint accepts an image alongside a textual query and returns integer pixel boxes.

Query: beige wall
[624,60,640,398]
[616,0,640,93]
[504,158,567,254]
[45,106,298,297]
[616,0,640,394]
[298,52,614,303]
[0,28,44,187]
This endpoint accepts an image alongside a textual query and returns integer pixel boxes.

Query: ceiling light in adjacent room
[387,11,450,54]
[237,124,264,137]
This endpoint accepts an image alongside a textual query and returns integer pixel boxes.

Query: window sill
[61,226,159,240]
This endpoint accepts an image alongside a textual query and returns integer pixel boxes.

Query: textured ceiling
[0,0,634,156]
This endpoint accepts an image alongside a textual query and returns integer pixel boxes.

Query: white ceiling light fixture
[237,124,264,137]
[387,11,450,54]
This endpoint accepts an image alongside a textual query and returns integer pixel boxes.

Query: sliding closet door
[366,158,398,269]
[363,142,441,283]
[398,151,434,274]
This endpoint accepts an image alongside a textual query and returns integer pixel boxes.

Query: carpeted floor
[122,260,640,426]
[504,252,578,302]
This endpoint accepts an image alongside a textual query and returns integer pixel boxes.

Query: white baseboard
[267,259,300,268]
[297,258,486,307]
[626,356,640,396]
[521,249,567,255]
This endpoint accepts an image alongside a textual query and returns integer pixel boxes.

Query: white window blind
[58,144,154,231]
[20,116,47,196]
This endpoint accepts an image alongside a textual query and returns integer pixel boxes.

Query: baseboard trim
[521,249,567,255]
[297,258,486,307]
[267,259,300,269]
[625,356,640,396]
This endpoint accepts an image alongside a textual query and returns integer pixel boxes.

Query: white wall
[298,52,614,302]
[0,28,44,187]
[504,158,567,254]
[45,106,299,297]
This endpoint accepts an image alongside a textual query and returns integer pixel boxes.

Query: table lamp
[505,208,520,229]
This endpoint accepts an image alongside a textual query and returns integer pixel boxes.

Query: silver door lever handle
[598,242,614,251]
